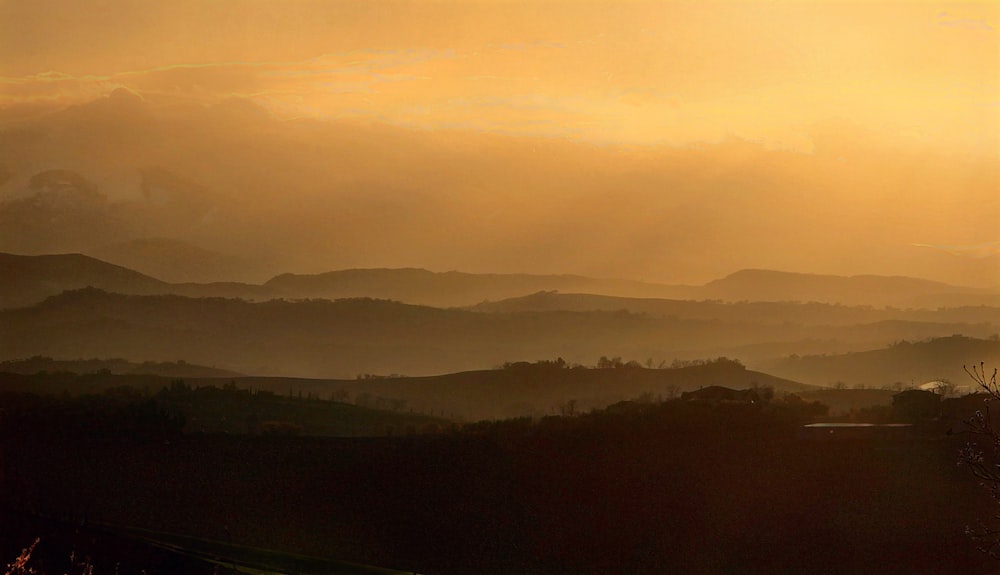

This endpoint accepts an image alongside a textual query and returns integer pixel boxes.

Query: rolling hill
[758,335,1000,389]
[0,358,811,422]
[0,252,169,309]
[700,269,1000,308]
[2,288,996,383]
[207,360,813,421]
[469,290,1000,326]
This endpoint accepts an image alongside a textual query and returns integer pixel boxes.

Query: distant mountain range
[4,252,998,310]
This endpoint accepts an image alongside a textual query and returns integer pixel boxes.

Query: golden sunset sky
[2,0,997,154]
[1,1,998,285]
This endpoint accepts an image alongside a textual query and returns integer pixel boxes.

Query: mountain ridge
[3,251,999,310]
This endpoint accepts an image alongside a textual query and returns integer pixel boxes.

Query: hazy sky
[1,0,997,154]
[0,1,998,285]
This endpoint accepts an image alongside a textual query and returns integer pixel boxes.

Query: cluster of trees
[595,355,744,370]
[355,372,408,380]
[501,357,572,370]
[664,356,745,369]
[500,356,746,371]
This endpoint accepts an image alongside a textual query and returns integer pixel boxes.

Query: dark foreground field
[0,511,409,575]
[2,400,995,575]
[0,511,217,575]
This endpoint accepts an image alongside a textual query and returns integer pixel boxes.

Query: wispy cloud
[912,241,1000,258]
[487,40,568,52]
[0,49,454,111]
[0,40,601,138]
[936,12,995,31]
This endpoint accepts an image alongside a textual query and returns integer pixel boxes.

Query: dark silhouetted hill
[0,357,809,422]
[2,392,990,575]
[189,359,812,421]
[0,376,448,438]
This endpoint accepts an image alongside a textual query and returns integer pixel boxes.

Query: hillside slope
[758,335,1000,389]
[469,290,1000,326]
[701,269,999,307]
[191,360,812,420]
[0,252,169,309]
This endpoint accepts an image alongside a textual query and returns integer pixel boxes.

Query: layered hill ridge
[4,253,997,384]
[468,290,1000,326]
[4,252,998,311]
[263,268,694,308]
[2,287,996,382]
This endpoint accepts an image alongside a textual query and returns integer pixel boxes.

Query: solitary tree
[959,363,1000,556]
